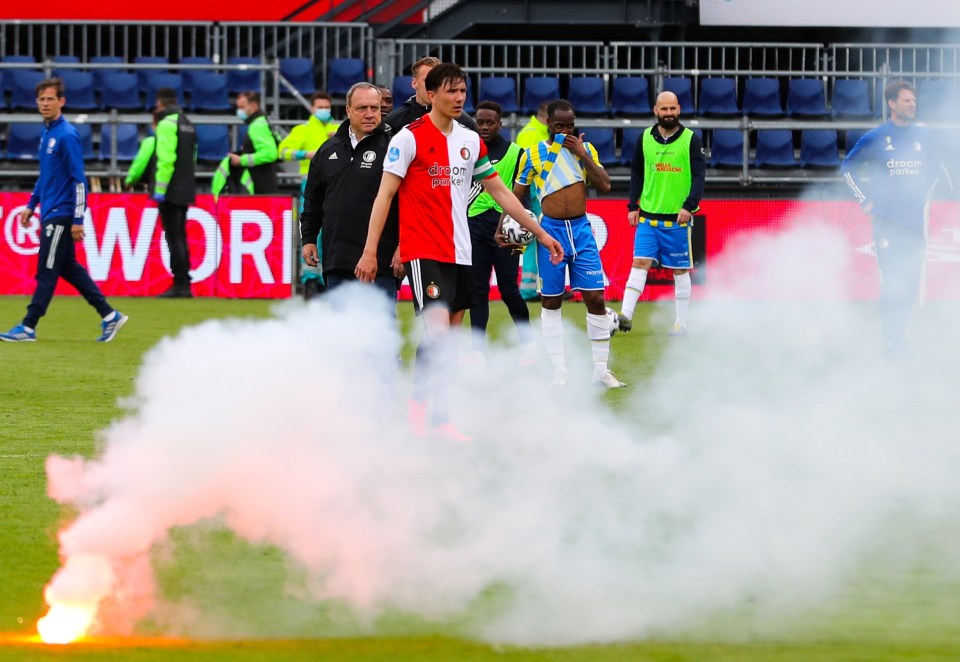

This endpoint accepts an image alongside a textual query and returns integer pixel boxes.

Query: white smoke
[44,222,960,646]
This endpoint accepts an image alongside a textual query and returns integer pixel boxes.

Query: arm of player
[678,132,707,224]
[841,133,872,213]
[355,172,402,283]
[483,176,563,264]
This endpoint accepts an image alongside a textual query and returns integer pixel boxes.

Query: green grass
[1,295,959,661]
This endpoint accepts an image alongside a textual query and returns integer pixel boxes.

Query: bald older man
[619,91,705,336]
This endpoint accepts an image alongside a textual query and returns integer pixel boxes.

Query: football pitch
[1,295,959,662]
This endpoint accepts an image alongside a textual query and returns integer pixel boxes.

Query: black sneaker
[158,286,193,299]
[618,315,633,332]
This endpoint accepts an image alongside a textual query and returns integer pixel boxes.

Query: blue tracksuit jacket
[26,115,87,226]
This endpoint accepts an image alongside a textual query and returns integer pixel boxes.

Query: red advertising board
[0,193,294,299]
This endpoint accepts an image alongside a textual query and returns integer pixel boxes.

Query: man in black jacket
[300,82,401,300]
[384,56,477,133]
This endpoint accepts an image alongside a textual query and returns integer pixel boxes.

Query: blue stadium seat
[195,124,230,162]
[568,77,608,115]
[226,57,262,94]
[831,79,872,118]
[98,123,140,161]
[90,56,126,92]
[74,123,95,160]
[743,78,784,116]
[188,72,231,112]
[100,72,141,111]
[478,77,519,114]
[179,56,215,94]
[800,129,840,168]
[143,73,183,110]
[327,58,365,96]
[9,70,45,110]
[787,78,828,117]
[663,77,695,113]
[279,57,315,95]
[585,128,616,166]
[461,76,475,114]
[52,55,81,78]
[60,71,98,111]
[610,77,651,116]
[522,76,560,114]
[918,78,958,120]
[844,129,869,154]
[134,56,169,93]
[755,130,797,167]
[698,78,739,116]
[391,74,412,104]
[5,123,44,160]
[1,55,38,96]
[620,127,644,165]
[709,129,745,168]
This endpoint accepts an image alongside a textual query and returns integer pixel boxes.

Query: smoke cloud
[44,221,960,646]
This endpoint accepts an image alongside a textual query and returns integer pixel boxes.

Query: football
[606,307,620,337]
[500,209,538,246]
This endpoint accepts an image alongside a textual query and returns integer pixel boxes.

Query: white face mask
[314,108,332,122]
[236,108,248,121]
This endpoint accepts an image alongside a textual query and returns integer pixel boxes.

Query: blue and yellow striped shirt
[515,138,602,201]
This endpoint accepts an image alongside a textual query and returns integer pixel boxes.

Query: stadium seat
[461,76,475,114]
[5,123,44,160]
[100,72,141,112]
[585,128,616,166]
[9,70,46,110]
[831,79,872,118]
[90,56,126,92]
[755,130,797,167]
[133,56,169,93]
[143,73,183,110]
[610,76,651,116]
[567,77,608,115]
[698,78,739,116]
[478,77,519,114]
[391,74,412,104]
[1,55,38,96]
[98,123,140,161]
[620,127,644,165]
[709,129,745,168]
[226,57,262,94]
[188,72,231,112]
[522,76,560,114]
[787,78,828,117]
[743,78,784,116]
[195,124,230,162]
[279,57,316,95]
[74,123,95,160]
[918,78,958,120]
[59,71,98,111]
[663,77,695,113]
[179,56,215,94]
[52,55,81,78]
[326,58,366,96]
[844,129,869,153]
[799,130,840,168]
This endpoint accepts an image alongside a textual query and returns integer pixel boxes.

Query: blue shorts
[633,218,693,269]
[537,214,605,296]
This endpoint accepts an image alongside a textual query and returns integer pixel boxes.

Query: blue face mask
[236,109,248,121]
[314,108,332,122]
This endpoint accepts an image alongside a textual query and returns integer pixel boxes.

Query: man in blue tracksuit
[841,80,951,360]
[1,77,127,343]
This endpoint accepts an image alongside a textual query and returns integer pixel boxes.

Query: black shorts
[405,258,475,315]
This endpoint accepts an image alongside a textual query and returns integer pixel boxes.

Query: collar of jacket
[245,109,265,125]
[333,119,386,143]
[158,105,182,119]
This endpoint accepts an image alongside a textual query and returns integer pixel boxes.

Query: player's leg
[491,242,533,348]
[467,216,497,354]
[660,223,694,335]
[429,266,475,440]
[56,226,124,340]
[874,220,924,357]
[537,218,572,385]
[620,221,659,332]
[23,223,73,330]
[158,201,192,296]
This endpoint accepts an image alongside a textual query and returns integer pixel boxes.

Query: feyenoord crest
[362,150,377,163]
[459,146,470,160]
[426,282,441,299]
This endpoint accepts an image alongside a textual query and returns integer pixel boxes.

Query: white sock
[23,325,35,333]
[103,311,118,322]
[621,268,648,320]
[586,312,610,376]
[674,272,691,327]
[540,308,566,376]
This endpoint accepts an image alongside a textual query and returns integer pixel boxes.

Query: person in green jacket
[226,91,279,194]
[515,101,551,301]
[124,111,159,191]
[278,91,340,181]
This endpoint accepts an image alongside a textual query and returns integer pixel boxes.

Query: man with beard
[618,91,705,337]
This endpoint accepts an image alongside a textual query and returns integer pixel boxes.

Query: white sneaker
[668,322,687,337]
[550,371,568,387]
[592,370,626,389]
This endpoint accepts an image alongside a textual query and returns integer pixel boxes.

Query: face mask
[236,109,248,121]
[314,108,332,122]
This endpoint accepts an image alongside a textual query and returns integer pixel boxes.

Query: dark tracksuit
[154,105,197,289]
[24,115,114,328]
[300,121,400,300]
[383,96,478,133]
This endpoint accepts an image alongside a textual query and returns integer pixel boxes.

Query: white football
[500,209,537,246]
[606,307,620,337]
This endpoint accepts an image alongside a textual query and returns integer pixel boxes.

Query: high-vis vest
[639,127,694,214]
[469,141,522,217]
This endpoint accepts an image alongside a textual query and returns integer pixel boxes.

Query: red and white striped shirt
[384,115,495,265]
